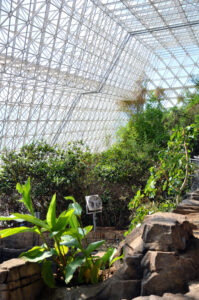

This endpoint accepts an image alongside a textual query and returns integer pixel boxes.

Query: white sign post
[85,195,102,232]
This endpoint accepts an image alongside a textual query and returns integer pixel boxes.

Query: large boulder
[141,213,193,252]
[115,212,199,298]
[41,279,141,300]
[0,258,43,300]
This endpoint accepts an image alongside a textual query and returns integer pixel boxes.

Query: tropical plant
[127,123,199,233]
[0,179,122,287]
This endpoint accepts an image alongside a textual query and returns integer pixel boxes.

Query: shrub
[127,124,199,233]
[0,141,91,220]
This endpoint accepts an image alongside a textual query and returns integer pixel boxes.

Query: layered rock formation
[99,212,199,299]
[41,211,199,300]
[0,258,43,300]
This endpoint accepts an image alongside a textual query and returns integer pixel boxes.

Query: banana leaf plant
[0,178,122,287]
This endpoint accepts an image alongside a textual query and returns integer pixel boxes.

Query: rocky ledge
[41,212,199,300]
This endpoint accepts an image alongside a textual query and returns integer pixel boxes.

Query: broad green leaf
[82,225,93,235]
[41,261,55,288]
[84,240,105,256]
[16,183,23,193]
[0,215,24,222]
[55,244,68,256]
[101,247,115,264]
[34,227,47,234]
[46,194,56,228]
[68,202,82,216]
[13,213,50,229]
[16,178,34,214]
[64,196,75,203]
[78,227,93,237]
[62,227,91,240]
[0,226,36,238]
[108,248,117,263]
[20,247,52,262]
[110,253,124,267]
[54,208,74,231]
[65,256,86,284]
[49,231,59,238]
[61,228,79,237]
[60,235,80,248]
[20,246,44,259]
[69,214,80,229]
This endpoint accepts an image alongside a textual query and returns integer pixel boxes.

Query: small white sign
[85,195,102,214]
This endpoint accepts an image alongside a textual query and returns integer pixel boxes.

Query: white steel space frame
[0,0,199,152]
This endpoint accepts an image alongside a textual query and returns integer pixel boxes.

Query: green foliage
[117,95,169,156]
[0,141,91,220]
[91,95,171,228]
[127,124,199,233]
[144,125,198,201]
[0,179,120,287]
[0,82,199,230]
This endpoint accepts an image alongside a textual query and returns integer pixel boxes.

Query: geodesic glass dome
[0,0,199,152]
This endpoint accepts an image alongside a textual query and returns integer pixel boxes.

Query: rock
[0,258,40,282]
[133,293,192,300]
[133,296,163,300]
[140,241,199,296]
[163,293,191,299]
[0,269,8,283]
[185,281,199,299]
[116,225,145,264]
[0,258,43,300]
[141,270,188,296]
[40,283,106,300]
[141,251,178,274]
[98,279,141,300]
[142,213,193,252]
[40,280,141,300]
[125,254,143,279]
[116,254,143,280]
[38,211,199,300]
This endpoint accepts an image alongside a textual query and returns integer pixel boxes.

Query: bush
[127,124,199,233]
[0,141,91,220]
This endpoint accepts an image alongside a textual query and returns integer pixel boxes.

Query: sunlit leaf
[54,208,74,231]
[68,202,82,216]
[16,178,34,214]
[13,213,49,229]
[46,194,56,228]
[20,246,52,262]
[64,196,75,203]
[84,240,105,256]
[0,226,36,238]
[60,235,79,248]
[65,257,86,284]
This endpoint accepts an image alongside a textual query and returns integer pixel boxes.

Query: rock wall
[88,212,199,299]
[39,212,199,300]
[0,258,43,300]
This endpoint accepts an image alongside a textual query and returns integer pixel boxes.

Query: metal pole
[93,212,97,232]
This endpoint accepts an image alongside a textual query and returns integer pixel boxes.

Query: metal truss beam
[0,0,198,152]
[129,20,199,36]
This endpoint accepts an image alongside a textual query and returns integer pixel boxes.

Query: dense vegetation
[0,81,199,229]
